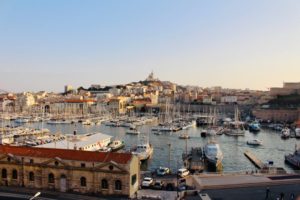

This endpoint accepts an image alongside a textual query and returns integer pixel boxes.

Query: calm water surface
[10,121,300,173]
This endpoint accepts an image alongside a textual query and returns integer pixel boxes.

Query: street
[200,184,300,200]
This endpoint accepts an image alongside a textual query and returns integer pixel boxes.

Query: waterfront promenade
[192,173,300,190]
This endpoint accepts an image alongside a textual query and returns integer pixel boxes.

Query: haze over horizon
[0,0,300,92]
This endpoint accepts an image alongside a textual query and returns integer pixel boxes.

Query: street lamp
[29,192,41,200]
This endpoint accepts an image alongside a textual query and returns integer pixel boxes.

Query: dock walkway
[244,150,264,169]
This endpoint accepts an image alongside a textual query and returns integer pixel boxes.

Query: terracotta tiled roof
[64,99,96,103]
[0,145,132,164]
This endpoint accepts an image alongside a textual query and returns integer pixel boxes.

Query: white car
[142,177,154,188]
[177,168,189,178]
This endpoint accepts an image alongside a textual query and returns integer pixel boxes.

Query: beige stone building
[0,145,140,198]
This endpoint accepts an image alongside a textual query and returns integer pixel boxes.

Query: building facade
[0,145,139,198]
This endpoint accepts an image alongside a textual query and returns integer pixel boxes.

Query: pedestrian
[290,193,295,200]
[265,187,270,200]
[280,192,285,200]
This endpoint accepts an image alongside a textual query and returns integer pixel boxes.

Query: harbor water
[5,121,300,173]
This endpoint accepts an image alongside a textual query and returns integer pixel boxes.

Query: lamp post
[168,143,171,170]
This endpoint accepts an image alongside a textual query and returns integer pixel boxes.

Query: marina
[1,118,299,173]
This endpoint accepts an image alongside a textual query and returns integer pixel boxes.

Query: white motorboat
[15,118,29,123]
[82,119,92,125]
[132,137,153,161]
[47,120,72,124]
[295,128,300,138]
[109,140,125,152]
[126,127,140,135]
[247,139,263,146]
[204,141,223,168]
[179,133,190,139]
[281,128,290,139]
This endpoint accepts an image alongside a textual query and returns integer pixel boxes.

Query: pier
[244,150,264,169]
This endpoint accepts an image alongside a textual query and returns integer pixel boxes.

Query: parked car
[156,167,170,176]
[177,168,189,178]
[142,177,154,188]
[152,180,164,190]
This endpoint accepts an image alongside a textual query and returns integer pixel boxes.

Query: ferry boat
[109,140,125,152]
[285,145,300,169]
[204,140,223,169]
[247,139,263,146]
[132,137,153,161]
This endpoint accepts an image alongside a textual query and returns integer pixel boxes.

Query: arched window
[1,169,7,179]
[12,169,18,180]
[29,172,34,182]
[115,180,122,191]
[48,173,55,183]
[80,177,86,187]
[101,179,108,189]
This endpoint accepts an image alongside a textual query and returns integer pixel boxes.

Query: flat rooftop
[36,132,112,150]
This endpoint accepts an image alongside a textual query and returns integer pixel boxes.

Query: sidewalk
[0,186,129,200]
[192,173,300,190]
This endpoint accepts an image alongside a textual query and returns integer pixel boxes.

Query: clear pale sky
[0,0,300,92]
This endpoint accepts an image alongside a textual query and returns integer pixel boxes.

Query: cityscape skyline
[1,0,300,92]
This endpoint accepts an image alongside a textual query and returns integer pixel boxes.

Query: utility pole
[168,143,171,170]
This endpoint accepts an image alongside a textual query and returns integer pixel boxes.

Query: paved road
[200,184,300,200]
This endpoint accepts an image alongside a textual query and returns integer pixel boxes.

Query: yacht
[204,141,223,168]
[281,128,290,139]
[247,139,263,146]
[226,107,245,136]
[132,137,153,161]
[109,140,125,152]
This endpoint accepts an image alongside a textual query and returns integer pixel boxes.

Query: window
[48,173,55,183]
[109,165,114,170]
[81,163,86,168]
[131,174,137,186]
[1,169,7,179]
[54,161,59,166]
[7,157,11,162]
[115,180,122,191]
[101,179,108,189]
[12,169,18,180]
[80,177,86,187]
[29,172,34,182]
[30,159,34,164]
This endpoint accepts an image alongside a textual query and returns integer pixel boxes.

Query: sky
[0,0,300,92]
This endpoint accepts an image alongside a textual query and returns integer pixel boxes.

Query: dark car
[165,182,175,191]
[152,180,164,190]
